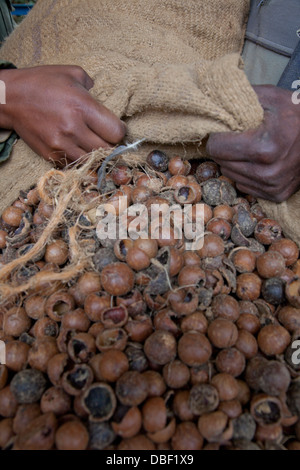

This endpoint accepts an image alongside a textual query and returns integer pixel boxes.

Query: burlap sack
[258,197,300,248]
[0,0,266,209]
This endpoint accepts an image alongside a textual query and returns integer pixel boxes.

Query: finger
[220,167,278,200]
[83,96,126,145]
[74,127,114,153]
[69,65,94,90]
[16,132,70,166]
[253,84,292,110]
[215,161,264,185]
[220,167,268,192]
[48,146,87,164]
[235,183,275,201]
[206,127,264,163]
[84,74,94,91]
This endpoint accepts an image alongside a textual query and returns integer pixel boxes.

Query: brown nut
[162,360,190,389]
[168,157,191,176]
[142,371,167,398]
[100,305,128,328]
[40,387,71,416]
[236,273,262,301]
[67,332,96,363]
[232,249,256,274]
[55,420,89,450]
[147,417,176,444]
[196,161,220,183]
[5,341,30,371]
[96,327,128,352]
[256,251,286,279]
[70,272,102,306]
[172,422,203,450]
[15,412,57,450]
[94,350,129,382]
[250,394,282,426]
[84,293,111,322]
[286,278,300,308]
[144,330,176,365]
[278,306,300,333]
[61,308,90,332]
[82,382,116,422]
[47,353,69,387]
[3,307,31,337]
[173,390,194,421]
[61,364,94,396]
[101,262,135,296]
[189,383,219,415]
[215,348,246,377]
[142,397,167,433]
[206,217,231,240]
[254,218,282,245]
[197,234,224,258]
[116,371,148,406]
[211,373,239,401]
[125,314,153,342]
[178,331,212,366]
[24,295,46,320]
[198,410,232,443]
[12,404,41,435]
[45,291,75,322]
[207,319,238,349]
[28,337,58,372]
[180,311,208,334]
[112,406,142,439]
[168,288,199,316]
[218,400,242,419]
[235,329,258,359]
[257,324,290,356]
[211,294,240,322]
[269,238,299,266]
[45,239,69,265]
[31,317,59,339]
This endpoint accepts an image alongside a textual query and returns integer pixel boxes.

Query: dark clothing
[0,0,14,44]
[0,0,17,162]
[243,0,300,85]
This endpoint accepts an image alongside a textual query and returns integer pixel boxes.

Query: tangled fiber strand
[0,147,137,301]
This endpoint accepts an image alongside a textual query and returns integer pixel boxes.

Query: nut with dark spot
[10,369,47,404]
[146,150,169,172]
[116,371,148,406]
[202,179,236,206]
[62,364,94,396]
[82,382,116,422]
[189,383,219,415]
[89,421,116,450]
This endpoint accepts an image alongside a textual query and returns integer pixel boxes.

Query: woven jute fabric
[0,0,267,223]
[258,197,300,248]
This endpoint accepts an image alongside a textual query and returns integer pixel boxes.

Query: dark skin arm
[206,85,300,203]
[0,65,126,165]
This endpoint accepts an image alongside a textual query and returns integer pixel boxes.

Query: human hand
[206,85,300,203]
[0,65,126,165]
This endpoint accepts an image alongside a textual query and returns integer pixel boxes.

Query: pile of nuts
[1,150,300,450]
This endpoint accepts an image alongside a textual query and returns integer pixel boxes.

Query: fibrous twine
[0,148,139,301]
